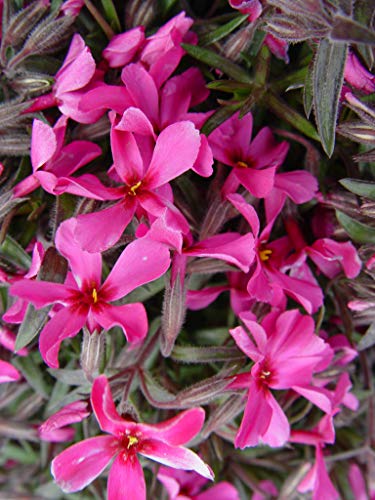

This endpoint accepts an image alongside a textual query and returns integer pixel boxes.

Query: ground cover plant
[0,0,374,498]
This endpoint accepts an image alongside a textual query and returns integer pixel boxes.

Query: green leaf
[201,103,242,136]
[0,235,31,269]
[13,355,50,398]
[100,0,121,32]
[313,39,347,157]
[15,303,50,351]
[331,15,375,45]
[336,210,375,243]
[267,93,320,141]
[171,345,244,363]
[340,178,375,200]
[181,43,251,83]
[199,14,248,46]
[303,61,314,119]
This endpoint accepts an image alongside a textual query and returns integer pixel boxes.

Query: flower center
[259,249,272,261]
[128,181,142,196]
[236,160,249,168]
[91,288,98,304]
[259,370,271,380]
[127,435,139,449]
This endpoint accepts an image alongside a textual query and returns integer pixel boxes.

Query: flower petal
[140,440,213,480]
[51,435,117,493]
[94,303,148,344]
[145,121,200,188]
[10,279,72,309]
[103,238,170,301]
[107,453,146,500]
[31,120,57,171]
[39,306,87,368]
[91,375,128,435]
[75,202,136,253]
[137,408,205,446]
[0,360,21,383]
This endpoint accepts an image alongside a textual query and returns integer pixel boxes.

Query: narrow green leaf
[267,93,320,141]
[331,15,375,45]
[201,103,242,136]
[0,192,27,222]
[0,235,31,269]
[340,178,375,200]
[100,0,121,32]
[200,14,248,46]
[206,79,252,93]
[15,303,50,350]
[313,39,347,157]
[181,43,251,83]
[171,345,244,363]
[303,62,314,119]
[336,210,375,243]
[13,355,50,398]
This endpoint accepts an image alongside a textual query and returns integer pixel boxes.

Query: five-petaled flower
[52,375,213,499]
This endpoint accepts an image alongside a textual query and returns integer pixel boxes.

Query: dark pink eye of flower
[119,431,142,459]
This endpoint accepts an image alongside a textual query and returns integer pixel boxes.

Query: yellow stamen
[260,370,271,379]
[127,435,139,448]
[236,161,249,168]
[259,249,272,261]
[92,288,98,303]
[128,181,142,196]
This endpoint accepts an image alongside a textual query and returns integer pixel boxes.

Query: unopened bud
[80,328,104,382]
[0,133,30,155]
[222,24,257,62]
[10,73,53,96]
[125,0,157,29]
[2,0,50,53]
[161,271,187,357]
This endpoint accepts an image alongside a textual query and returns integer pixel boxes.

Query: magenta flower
[74,118,202,252]
[229,309,333,448]
[228,0,262,21]
[157,466,239,499]
[12,116,102,198]
[10,218,171,367]
[103,11,195,86]
[208,111,289,198]
[52,375,213,498]
[229,193,323,313]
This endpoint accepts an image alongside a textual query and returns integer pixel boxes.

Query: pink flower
[10,218,171,367]
[208,111,289,198]
[74,118,203,253]
[229,309,333,448]
[39,400,90,442]
[157,467,239,499]
[80,64,213,177]
[52,375,213,498]
[229,193,323,313]
[12,117,102,198]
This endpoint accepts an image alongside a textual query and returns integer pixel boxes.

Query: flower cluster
[0,1,373,499]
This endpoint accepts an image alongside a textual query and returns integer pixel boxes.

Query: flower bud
[125,0,157,30]
[80,328,104,382]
